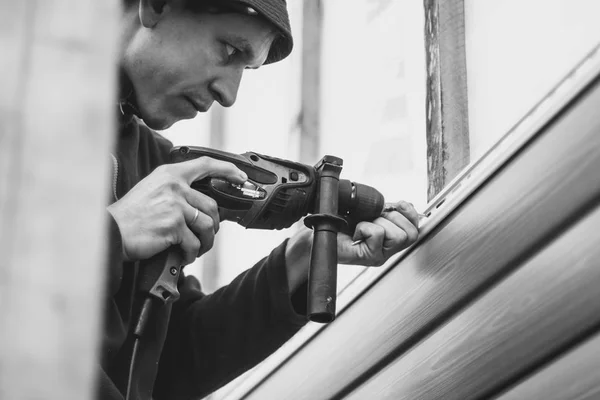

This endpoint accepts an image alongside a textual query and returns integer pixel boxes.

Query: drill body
[170,146,385,233]
[140,146,386,325]
[170,146,386,323]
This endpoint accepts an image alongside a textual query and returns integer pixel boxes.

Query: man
[103,0,420,399]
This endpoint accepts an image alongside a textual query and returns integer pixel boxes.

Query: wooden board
[0,1,118,399]
[493,331,600,400]
[241,70,600,400]
[424,0,470,201]
[345,204,600,399]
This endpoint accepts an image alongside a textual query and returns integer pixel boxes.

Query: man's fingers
[174,156,248,185]
[193,214,216,257]
[346,212,419,266]
[184,188,220,234]
[379,211,419,245]
[389,200,420,229]
[352,221,385,244]
[178,228,202,266]
[350,222,386,265]
[182,203,216,254]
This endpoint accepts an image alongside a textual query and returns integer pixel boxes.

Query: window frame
[424,0,470,201]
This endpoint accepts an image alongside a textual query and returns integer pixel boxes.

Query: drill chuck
[337,180,385,229]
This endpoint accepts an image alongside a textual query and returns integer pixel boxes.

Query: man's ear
[138,0,173,28]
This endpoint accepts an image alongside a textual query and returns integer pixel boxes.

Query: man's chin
[139,112,175,131]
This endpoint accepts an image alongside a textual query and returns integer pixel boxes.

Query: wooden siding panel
[346,204,600,399]
[242,73,600,400]
[493,332,600,400]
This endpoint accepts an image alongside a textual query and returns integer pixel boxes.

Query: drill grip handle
[307,229,338,323]
[137,249,184,304]
[305,156,346,323]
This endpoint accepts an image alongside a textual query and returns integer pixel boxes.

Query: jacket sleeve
[153,239,308,400]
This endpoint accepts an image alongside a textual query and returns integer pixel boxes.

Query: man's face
[123,5,276,130]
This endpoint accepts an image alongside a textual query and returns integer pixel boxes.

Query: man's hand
[338,200,420,266]
[107,157,248,265]
[285,200,420,293]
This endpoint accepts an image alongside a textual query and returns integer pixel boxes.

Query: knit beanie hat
[222,0,293,64]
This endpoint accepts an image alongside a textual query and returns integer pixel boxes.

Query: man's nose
[209,68,243,108]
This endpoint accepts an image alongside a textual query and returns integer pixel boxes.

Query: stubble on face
[122,8,276,130]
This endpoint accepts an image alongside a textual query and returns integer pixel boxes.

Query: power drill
[137,146,385,328]
[126,146,387,399]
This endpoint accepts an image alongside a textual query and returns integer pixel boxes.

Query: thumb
[175,156,248,185]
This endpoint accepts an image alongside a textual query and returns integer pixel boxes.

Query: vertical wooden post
[0,1,119,399]
[300,0,323,164]
[424,0,470,201]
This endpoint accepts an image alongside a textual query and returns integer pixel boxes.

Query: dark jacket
[98,110,308,400]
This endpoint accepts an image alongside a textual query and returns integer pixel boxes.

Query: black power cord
[125,297,154,400]
[124,248,184,399]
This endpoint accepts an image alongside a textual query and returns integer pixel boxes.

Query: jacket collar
[118,68,141,124]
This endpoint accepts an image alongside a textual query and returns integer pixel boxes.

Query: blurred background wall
[465,0,600,159]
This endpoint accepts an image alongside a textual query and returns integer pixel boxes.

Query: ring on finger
[190,208,200,226]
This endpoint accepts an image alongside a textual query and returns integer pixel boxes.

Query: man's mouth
[185,96,210,113]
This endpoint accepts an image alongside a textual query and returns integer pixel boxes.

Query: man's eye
[224,43,238,58]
